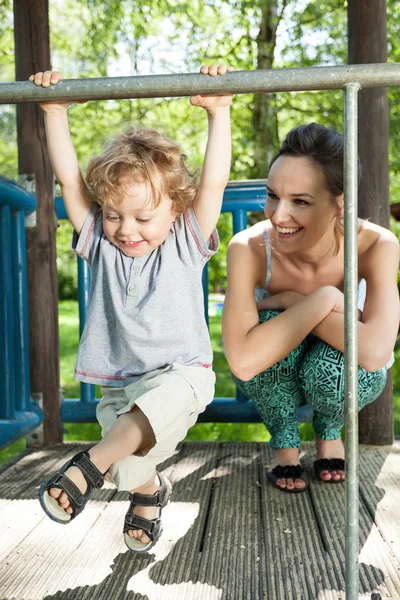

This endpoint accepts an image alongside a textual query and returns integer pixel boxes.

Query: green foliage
[57,221,78,300]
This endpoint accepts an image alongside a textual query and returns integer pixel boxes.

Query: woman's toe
[320,470,332,481]
[295,478,306,489]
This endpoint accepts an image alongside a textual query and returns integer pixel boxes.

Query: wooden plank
[2,443,400,600]
[260,443,338,600]
[302,443,400,598]
[0,444,117,600]
[359,443,400,564]
[197,442,262,600]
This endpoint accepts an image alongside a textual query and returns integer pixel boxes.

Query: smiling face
[264,155,343,256]
[102,180,176,257]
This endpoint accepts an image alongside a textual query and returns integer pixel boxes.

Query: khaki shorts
[97,364,216,491]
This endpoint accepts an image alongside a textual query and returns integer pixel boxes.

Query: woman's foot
[315,437,345,482]
[269,448,307,491]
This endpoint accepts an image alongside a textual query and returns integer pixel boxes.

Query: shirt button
[128,286,135,293]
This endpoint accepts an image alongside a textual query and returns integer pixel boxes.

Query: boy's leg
[50,405,156,514]
[234,310,308,491]
[299,340,387,481]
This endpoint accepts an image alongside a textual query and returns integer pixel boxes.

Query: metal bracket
[18,174,37,228]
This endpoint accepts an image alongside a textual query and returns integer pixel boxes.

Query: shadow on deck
[1,441,400,600]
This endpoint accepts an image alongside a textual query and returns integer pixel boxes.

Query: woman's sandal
[267,464,308,493]
[123,472,172,552]
[314,458,345,483]
[38,449,105,524]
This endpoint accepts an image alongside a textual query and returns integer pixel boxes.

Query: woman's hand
[29,71,80,113]
[190,64,234,113]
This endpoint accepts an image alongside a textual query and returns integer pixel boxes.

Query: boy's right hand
[29,71,75,113]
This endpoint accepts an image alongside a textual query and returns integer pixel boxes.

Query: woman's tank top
[254,222,393,370]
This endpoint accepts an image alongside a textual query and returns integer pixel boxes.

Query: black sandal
[123,472,172,552]
[267,464,308,493]
[38,450,105,524]
[314,458,345,483]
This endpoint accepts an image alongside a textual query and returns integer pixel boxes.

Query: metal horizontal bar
[1,63,400,104]
[55,193,266,220]
[61,397,313,424]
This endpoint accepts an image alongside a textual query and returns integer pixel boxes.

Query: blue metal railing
[55,181,312,425]
[0,178,43,450]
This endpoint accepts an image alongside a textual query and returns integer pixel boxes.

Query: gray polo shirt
[71,204,219,387]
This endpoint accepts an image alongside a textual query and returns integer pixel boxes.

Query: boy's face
[102,181,177,257]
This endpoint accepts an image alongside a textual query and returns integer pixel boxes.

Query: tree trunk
[348,0,392,445]
[14,0,62,445]
[253,0,287,178]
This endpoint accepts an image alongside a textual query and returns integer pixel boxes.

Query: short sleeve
[175,207,219,266]
[71,204,103,266]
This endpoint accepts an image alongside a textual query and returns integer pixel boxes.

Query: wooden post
[348,0,393,444]
[14,0,62,445]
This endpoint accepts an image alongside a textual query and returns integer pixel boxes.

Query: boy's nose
[119,220,137,236]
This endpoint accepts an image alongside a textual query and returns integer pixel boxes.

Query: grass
[0,299,398,465]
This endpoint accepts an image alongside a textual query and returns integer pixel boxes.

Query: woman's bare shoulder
[229,219,270,252]
[358,218,399,255]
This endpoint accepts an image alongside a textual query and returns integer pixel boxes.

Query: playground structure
[1,1,399,598]
[1,61,399,600]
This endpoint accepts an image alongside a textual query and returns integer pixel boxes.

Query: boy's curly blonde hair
[86,127,198,214]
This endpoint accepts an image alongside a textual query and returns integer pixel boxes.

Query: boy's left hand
[190,64,234,112]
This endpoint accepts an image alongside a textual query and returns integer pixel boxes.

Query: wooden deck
[1,441,400,600]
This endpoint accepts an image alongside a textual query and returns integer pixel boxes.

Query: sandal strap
[315,458,345,471]
[56,474,85,508]
[124,513,161,535]
[72,451,104,489]
[128,473,170,508]
[271,464,304,479]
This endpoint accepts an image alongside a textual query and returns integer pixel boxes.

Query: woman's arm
[312,232,399,371]
[222,237,344,381]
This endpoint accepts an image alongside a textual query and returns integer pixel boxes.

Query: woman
[222,123,399,492]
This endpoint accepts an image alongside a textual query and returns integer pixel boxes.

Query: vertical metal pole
[77,256,95,403]
[344,82,361,600]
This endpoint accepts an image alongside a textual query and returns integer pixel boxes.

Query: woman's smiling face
[264,155,343,255]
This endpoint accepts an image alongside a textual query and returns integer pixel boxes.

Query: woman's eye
[136,218,150,224]
[107,215,119,221]
[267,193,278,200]
[294,199,309,206]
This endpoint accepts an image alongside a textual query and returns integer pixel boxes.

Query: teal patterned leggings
[234,310,387,449]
